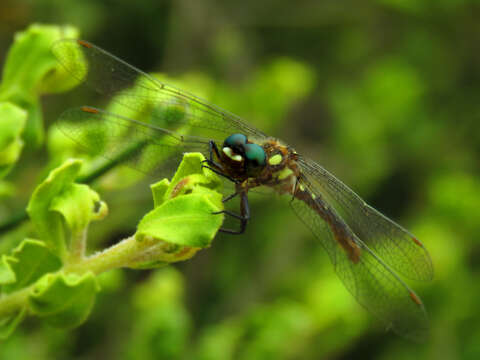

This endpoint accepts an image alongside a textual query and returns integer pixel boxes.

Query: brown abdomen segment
[294,187,361,264]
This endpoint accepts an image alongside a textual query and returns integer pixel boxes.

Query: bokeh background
[1,0,480,359]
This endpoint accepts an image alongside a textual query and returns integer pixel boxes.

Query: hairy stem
[66,227,88,264]
[65,235,141,274]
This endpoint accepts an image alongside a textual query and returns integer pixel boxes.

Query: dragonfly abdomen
[294,185,362,264]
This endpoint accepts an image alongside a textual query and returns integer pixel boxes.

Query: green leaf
[0,307,27,340]
[150,152,223,206]
[137,153,223,248]
[151,178,170,207]
[0,24,79,146]
[136,193,223,248]
[169,152,207,185]
[29,272,99,329]
[166,152,222,197]
[50,183,100,233]
[0,256,17,285]
[27,159,101,258]
[0,102,27,178]
[2,239,62,294]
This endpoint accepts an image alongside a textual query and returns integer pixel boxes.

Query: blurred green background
[1,0,480,359]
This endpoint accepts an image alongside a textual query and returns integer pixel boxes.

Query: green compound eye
[244,143,266,169]
[224,133,247,148]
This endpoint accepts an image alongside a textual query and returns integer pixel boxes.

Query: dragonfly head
[222,134,266,177]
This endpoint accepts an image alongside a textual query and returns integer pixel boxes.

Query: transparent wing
[51,39,268,143]
[57,106,210,176]
[291,178,429,341]
[297,156,433,281]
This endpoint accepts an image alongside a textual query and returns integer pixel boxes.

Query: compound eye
[244,143,266,168]
[224,134,247,148]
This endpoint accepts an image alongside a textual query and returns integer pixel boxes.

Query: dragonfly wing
[290,180,429,341]
[51,39,268,142]
[297,157,433,281]
[56,106,210,177]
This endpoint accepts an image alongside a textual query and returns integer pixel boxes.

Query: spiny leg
[202,165,239,183]
[222,191,241,203]
[202,140,224,170]
[215,191,250,235]
[208,140,222,162]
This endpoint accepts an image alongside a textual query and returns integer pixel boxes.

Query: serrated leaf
[0,102,27,178]
[0,24,79,146]
[27,159,101,258]
[2,239,62,294]
[29,271,99,329]
[136,193,223,248]
[0,307,27,340]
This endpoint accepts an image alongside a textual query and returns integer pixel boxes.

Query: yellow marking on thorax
[268,154,283,165]
[275,167,293,180]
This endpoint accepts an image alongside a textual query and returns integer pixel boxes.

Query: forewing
[290,179,429,341]
[51,39,267,142]
[297,157,433,281]
[56,106,209,177]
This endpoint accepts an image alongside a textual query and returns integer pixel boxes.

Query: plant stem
[65,235,140,274]
[0,235,178,318]
[64,234,194,274]
[67,227,88,264]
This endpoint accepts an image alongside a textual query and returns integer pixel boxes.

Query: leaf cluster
[0,25,223,339]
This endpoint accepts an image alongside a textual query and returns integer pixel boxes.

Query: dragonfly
[51,39,433,341]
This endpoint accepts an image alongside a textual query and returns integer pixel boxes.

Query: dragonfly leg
[201,141,241,183]
[201,140,224,168]
[222,191,239,203]
[201,158,224,171]
[215,191,250,235]
[208,140,222,162]
[202,164,239,183]
[290,177,300,201]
